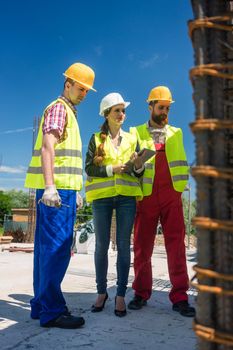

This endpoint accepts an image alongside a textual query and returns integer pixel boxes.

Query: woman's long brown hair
[93,109,111,165]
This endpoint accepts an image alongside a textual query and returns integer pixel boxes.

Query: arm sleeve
[85,134,109,177]
[42,103,67,137]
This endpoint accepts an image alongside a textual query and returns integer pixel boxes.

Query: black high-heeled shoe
[91,293,108,313]
[114,296,127,317]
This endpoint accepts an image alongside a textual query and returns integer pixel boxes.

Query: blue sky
[0,0,196,198]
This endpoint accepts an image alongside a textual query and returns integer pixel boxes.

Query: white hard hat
[99,92,130,116]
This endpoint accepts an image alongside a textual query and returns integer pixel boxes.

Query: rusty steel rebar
[189,1,233,349]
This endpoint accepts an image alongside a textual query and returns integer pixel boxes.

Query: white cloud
[0,177,25,181]
[127,52,168,68]
[0,166,27,174]
[0,176,26,191]
[139,54,160,68]
[0,127,33,135]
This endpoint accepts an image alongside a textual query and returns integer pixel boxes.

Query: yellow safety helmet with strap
[147,86,174,103]
[63,62,96,92]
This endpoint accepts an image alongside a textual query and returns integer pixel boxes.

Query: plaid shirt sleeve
[42,102,67,136]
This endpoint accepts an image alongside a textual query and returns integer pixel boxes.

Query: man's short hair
[149,100,158,107]
[64,78,75,89]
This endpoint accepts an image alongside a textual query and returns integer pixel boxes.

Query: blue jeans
[92,195,136,297]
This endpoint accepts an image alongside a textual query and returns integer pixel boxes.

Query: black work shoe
[63,306,71,316]
[128,295,147,310]
[172,301,196,317]
[42,314,85,329]
[31,306,71,320]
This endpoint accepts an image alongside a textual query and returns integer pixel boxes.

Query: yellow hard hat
[147,86,174,103]
[63,63,96,92]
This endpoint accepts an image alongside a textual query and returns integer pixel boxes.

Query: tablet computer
[137,148,156,163]
[124,148,156,173]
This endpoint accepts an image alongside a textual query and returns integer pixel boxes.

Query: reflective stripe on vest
[130,124,189,194]
[116,178,141,187]
[85,180,115,192]
[142,177,153,185]
[172,174,189,182]
[25,98,83,190]
[27,166,82,175]
[85,132,143,203]
[33,149,82,157]
[169,160,188,167]
[86,178,140,193]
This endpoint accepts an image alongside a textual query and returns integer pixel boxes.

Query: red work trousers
[132,148,189,304]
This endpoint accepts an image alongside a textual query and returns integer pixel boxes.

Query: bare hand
[112,164,127,174]
[130,152,143,170]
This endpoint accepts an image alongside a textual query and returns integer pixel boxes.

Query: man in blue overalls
[25,62,96,328]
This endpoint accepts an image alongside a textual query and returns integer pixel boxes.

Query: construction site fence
[76,212,196,250]
[2,212,196,249]
[3,221,28,233]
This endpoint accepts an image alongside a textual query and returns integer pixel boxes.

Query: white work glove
[40,185,61,207]
[76,192,83,210]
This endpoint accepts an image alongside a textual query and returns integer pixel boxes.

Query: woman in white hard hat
[85,92,144,317]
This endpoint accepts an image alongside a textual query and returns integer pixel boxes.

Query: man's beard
[151,112,168,126]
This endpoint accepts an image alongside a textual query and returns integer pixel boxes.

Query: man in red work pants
[128,86,195,317]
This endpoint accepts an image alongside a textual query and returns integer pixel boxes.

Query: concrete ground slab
[0,246,197,350]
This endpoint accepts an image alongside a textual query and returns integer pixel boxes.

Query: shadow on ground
[0,284,196,350]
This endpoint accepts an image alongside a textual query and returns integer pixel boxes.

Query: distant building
[4,208,28,233]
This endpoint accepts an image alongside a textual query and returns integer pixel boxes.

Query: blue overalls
[30,189,76,326]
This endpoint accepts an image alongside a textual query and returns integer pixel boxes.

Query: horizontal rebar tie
[193,265,233,282]
[191,166,233,180]
[193,320,233,346]
[190,63,233,81]
[189,15,233,37]
[191,264,233,296]
[190,119,233,132]
[192,216,233,232]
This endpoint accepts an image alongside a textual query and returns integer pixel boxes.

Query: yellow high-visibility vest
[85,131,143,203]
[25,98,83,190]
[130,123,189,195]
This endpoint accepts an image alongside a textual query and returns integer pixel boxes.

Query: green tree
[0,190,29,227]
[0,191,11,226]
[182,197,196,235]
[7,190,29,208]
[76,198,93,225]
